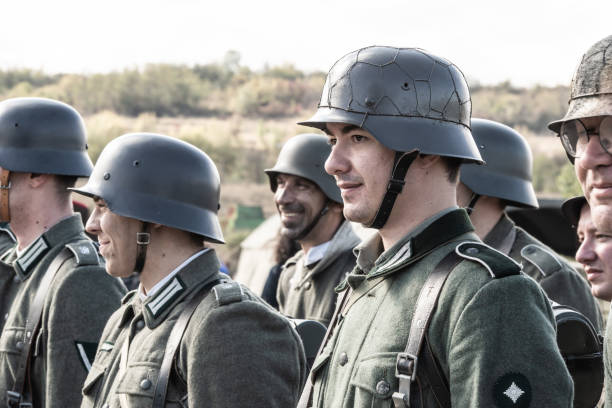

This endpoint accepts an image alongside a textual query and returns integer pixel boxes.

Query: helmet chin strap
[294,201,330,242]
[133,222,151,273]
[368,151,419,229]
[0,169,11,223]
[464,193,481,216]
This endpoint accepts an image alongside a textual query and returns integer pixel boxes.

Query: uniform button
[338,352,348,366]
[524,246,535,255]
[466,247,479,255]
[15,341,24,350]
[136,320,145,330]
[140,379,152,390]
[304,281,312,290]
[376,380,390,396]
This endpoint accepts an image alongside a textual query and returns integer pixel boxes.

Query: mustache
[278,203,305,213]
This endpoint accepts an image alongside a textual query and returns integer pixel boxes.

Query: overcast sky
[1,0,610,87]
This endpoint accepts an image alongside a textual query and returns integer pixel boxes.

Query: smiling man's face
[323,122,394,225]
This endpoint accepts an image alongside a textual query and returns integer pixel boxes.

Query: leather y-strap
[392,250,462,408]
[152,277,224,408]
[7,248,73,408]
[0,169,11,223]
[297,286,352,408]
[369,151,418,229]
[133,222,151,273]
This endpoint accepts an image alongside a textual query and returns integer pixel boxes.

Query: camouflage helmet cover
[300,46,483,164]
[461,118,538,208]
[549,35,612,132]
[0,97,92,176]
[71,133,224,243]
[265,133,342,203]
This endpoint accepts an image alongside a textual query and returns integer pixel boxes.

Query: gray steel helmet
[549,35,612,133]
[264,133,342,203]
[71,133,224,243]
[0,97,92,176]
[299,46,483,164]
[461,118,538,208]
[561,195,588,228]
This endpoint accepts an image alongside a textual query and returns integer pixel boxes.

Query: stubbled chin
[591,205,612,234]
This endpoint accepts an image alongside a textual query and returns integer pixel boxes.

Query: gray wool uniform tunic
[80,248,307,408]
[308,208,573,408]
[0,223,17,333]
[277,220,360,326]
[484,213,602,330]
[0,215,126,408]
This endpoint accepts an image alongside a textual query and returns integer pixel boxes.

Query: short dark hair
[418,155,462,183]
[55,175,78,197]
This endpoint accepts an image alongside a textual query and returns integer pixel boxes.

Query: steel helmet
[0,97,92,176]
[461,118,538,208]
[265,133,342,203]
[300,46,482,164]
[549,35,612,133]
[71,133,224,243]
[561,196,588,228]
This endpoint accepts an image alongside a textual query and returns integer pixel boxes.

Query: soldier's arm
[44,264,125,407]
[448,274,574,407]
[184,299,306,407]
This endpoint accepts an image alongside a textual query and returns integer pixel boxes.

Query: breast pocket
[0,326,24,382]
[115,363,187,408]
[350,352,398,408]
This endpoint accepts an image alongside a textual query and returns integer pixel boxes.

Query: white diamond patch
[503,382,524,404]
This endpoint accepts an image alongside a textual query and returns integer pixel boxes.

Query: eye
[327,137,337,146]
[352,134,366,142]
[595,233,612,242]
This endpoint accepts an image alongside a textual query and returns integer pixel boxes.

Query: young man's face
[576,203,612,301]
[574,116,612,233]
[323,122,394,225]
[274,173,328,241]
[86,197,141,277]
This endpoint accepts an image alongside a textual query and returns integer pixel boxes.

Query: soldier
[297,46,572,407]
[550,35,612,233]
[74,133,306,407]
[264,134,360,326]
[550,35,612,407]
[458,118,601,328]
[0,224,16,332]
[0,97,126,407]
[563,196,612,301]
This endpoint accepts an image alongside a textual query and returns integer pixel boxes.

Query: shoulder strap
[392,251,462,408]
[7,247,73,407]
[297,286,352,408]
[152,277,224,408]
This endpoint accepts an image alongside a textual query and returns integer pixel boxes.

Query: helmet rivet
[480,145,485,149]
[13,123,18,127]
[133,160,140,167]
[103,172,111,180]
[365,97,376,108]
[402,82,410,90]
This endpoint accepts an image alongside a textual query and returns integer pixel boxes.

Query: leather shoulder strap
[7,247,73,407]
[152,277,224,408]
[392,251,462,408]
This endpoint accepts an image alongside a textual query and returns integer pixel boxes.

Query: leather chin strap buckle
[0,169,11,223]
[134,223,151,273]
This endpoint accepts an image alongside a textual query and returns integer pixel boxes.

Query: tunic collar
[348,208,474,286]
[121,248,221,330]
[2,215,86,281]
[483,213,515,252]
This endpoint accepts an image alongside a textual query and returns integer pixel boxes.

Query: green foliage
[556,162,583,198]
[532,154,568,194]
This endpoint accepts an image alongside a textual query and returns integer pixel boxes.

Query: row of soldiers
[0,36,609,408]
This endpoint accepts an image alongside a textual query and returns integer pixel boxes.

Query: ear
[27,173,51,188]
[415,154,440,169]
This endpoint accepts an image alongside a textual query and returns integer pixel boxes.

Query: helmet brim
[300,107,484,164]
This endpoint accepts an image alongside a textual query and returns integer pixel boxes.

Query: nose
[275,184,295,206]
[576,135,612,170]
[576,238,597,266]
[325,144,350,176]
[85,207,101,236]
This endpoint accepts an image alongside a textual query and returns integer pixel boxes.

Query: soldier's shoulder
[454,241,522,279]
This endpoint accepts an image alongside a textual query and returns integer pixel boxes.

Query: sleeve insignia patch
[493,372,532,407]
[75,341,98,372]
